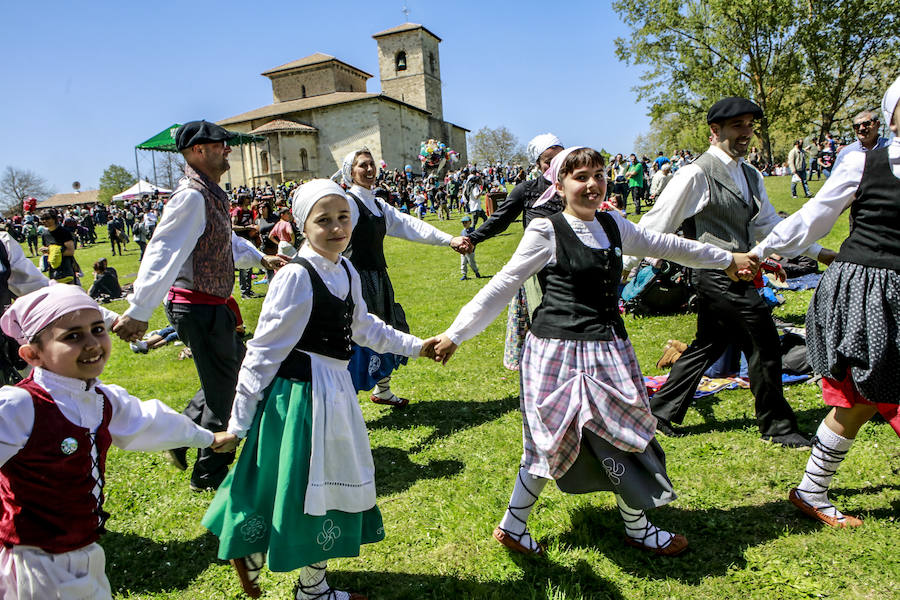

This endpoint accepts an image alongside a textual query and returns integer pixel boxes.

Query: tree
[613,0,899,162]
[469,126,526,165]
[154,152,185,191]
[613,0,804,163]
[98,164,137,204]
[0,166,53,214]
[796,0,900,139]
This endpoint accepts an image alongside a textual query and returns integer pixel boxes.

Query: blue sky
[2,0,653,194]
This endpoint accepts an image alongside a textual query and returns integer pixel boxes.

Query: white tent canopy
[112,180,171,202]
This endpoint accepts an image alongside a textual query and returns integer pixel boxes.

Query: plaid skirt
[502,288,530,371]
[807,261,900,406]
[519,333,658,481]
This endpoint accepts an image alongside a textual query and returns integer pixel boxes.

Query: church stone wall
[271,64,368,103]
[376,30,443,120]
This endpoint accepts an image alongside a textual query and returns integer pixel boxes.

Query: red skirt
[823,374,900,437]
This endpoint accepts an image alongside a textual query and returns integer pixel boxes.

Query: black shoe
[762,432,811,449]
[655,418,684,437]
[164,447,188,471]
[189,482,217,493]
[241,291,259,299]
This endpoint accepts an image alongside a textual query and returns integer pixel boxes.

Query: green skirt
[202,377,385,572]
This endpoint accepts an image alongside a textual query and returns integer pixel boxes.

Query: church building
[217,23,468,186]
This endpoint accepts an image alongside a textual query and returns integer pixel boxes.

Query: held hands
[450,236,474,255]
[211,431,240,454]
[112,315,148,342]
[261,255,288,271]
[726,252,760,282]
[432,334,458,365]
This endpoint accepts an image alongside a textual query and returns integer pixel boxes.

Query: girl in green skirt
[206,179,436,600]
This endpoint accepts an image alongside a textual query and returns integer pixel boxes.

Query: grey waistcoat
[683,152,761,253]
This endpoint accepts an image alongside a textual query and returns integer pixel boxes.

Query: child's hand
[433,334,458,365]
[211,432,240,453]
[420,337,439,359]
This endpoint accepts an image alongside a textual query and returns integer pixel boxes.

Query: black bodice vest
[835,146,900,271]
[530,212,627,341]
[277,257,355,381]
[523,178,565,229]
[343,193,388,271]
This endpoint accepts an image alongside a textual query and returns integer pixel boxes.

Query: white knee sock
[796,420,854,521]
[615,494,673,549]
[244,552,265,586]
[373,376,393,399]
[497,467,548,551]
[296,561,351,600]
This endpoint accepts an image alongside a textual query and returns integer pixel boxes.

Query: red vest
[0,375,112,553]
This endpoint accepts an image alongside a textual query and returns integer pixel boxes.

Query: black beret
[706,97,764,124]
[175,120,237,151]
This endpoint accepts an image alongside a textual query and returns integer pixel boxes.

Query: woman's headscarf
[340,147,373,186]
[291,179,358,235]
[1,283,101,345]
[882,75,900,129]
[526,133,563,164]
[532,146,584,208]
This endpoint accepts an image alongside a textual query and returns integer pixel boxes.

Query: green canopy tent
[134,123,265,190]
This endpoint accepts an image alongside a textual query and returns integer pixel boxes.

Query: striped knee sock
[796,420,854,521]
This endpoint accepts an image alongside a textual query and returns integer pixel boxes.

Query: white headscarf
[1,283,101,345]
[532,146,585,208]
[340,147,372,186]
[882,75,900,129]
[291,179,358,235]
[527,133,563,164]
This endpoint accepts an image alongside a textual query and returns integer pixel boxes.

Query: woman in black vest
[749,77,900,529]
[339,148,471,407]
[432,147,754,557]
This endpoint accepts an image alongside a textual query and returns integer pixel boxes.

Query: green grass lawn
[34,174,899,599]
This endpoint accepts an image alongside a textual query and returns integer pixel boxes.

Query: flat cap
[706,97,764,124]
[175,120,237,151]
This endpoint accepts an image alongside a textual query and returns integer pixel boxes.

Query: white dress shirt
[124,186,265,322]
[623,145,822,272]
[445,211,731,345]
[228,244,423,437]
[0,367,214,468]
[349,185,453,246]
[752,137,900,259]
[834,137,891,169]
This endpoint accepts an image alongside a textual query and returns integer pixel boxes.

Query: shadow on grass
[551,491,888,584]
[334,559,626,600]
[373,446,465,497]
[104,530,219,594]
[367,396,521,452]
[677,405,828,437]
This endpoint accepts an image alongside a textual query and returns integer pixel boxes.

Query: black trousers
[165,302,245,488]
[649,270,798,437]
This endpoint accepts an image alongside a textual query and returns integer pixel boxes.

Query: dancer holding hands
[203,180,436,600]
[339,148,470,407]
[432,147,757,556]
[748,76,900,528]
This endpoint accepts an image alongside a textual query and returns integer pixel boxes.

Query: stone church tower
[373,24,444,122]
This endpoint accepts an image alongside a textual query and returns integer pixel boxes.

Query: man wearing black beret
[114,120,286,491]
[623,97,836,448]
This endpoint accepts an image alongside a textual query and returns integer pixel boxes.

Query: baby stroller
[622,259,697,317]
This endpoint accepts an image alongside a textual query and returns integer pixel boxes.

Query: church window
[300,148,309,171]
[260,151,269,174]
[429,52,435,74]
[395,51,407,71]
[301,85,307,98]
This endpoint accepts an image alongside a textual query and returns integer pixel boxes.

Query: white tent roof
[112,180,171,201]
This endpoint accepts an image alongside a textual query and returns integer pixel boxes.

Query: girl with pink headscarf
[0,284,222,599]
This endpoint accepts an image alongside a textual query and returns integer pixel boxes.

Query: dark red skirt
[823,374,900,436]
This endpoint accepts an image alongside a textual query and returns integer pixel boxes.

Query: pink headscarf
[532,146,585,208]
[1,284,101,345]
